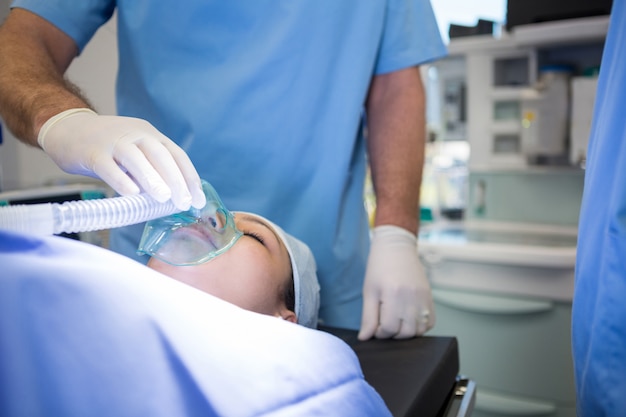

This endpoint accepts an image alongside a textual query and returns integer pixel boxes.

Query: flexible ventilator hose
[0,194,181,235]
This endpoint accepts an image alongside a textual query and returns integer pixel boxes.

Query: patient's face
[148,213,296,322]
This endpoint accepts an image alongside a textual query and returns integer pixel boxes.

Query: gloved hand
[38,108,206,210]
[358,225,435,340]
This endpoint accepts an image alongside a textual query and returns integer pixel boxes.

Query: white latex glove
[358,225,435,340]
[38,108,206,210]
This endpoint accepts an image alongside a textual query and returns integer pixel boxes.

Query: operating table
[322,326,476,417]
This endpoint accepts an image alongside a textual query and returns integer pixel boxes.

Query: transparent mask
[137,180,242,266]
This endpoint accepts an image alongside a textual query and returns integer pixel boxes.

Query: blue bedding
[0,230,391,417]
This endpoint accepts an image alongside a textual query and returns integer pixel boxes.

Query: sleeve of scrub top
[0,230,392,417]
[375,0,447,75]
[11,0,115,52]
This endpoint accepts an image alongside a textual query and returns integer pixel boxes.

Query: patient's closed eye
[244,231,265,245]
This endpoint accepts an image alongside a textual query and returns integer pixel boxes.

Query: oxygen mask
[137,180,242,265]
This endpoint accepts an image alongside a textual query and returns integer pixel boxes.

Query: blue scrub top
[12,0,446,329]
[573,2,626,416]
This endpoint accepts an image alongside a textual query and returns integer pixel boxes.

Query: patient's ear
[278,309,297,324]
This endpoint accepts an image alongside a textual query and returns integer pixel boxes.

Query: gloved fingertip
[357,320,377,340]
[357,329,373,341]
[191,185,206,209]
[174,195,193,212]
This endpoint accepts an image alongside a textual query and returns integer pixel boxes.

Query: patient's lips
[150,223,221,265]
[170,223,220,249]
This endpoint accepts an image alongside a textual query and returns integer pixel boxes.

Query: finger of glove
[376,283,426,339]
[357,293,381,341]
[425,307,436,331]
[113,142,173,204]
[411,291,436,336]
[423,295,437,331]
[393,319,419,339]
[373,300,403,339]
[414,317,434,336]
[365,262,417,338]
[374,320,401,339]
[412,271,436,334]
[162,141,205,209]
[92,156,141,196]
[393,303,421,339]
[134,140,195,211]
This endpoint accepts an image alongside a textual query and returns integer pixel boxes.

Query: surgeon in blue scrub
[573,2,626,416]
[0,1,446,338]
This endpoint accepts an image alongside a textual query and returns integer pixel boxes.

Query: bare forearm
[365,66,426,235]
[0,8,91,146]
